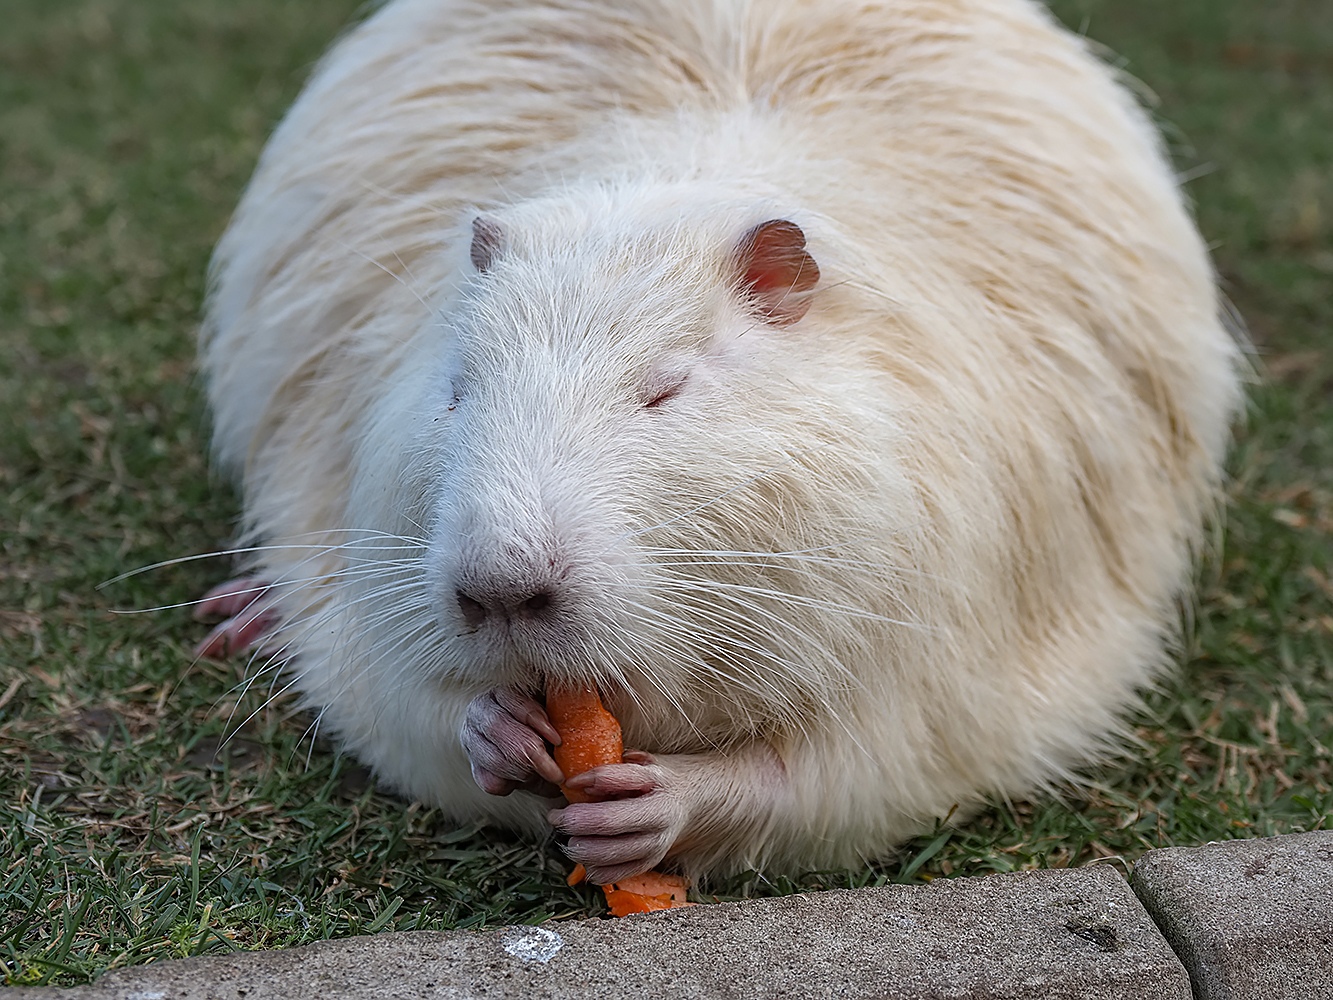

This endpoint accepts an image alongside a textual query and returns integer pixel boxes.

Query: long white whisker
[98,530,427,588]
[653,576,929,632]
[111,558,426,616]
[618,597,815,711]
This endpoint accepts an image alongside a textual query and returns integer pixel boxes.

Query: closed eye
[643,377,686,409]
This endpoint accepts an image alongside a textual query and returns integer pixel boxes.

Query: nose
[455,583,557,628]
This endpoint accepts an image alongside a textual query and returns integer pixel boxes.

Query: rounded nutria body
[200,0,1242,882]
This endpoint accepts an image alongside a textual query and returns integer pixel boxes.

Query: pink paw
[460,688,564,797]
[548,752,686,884]
[193,577,278,659]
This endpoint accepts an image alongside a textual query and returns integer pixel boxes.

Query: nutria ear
[734,219,820,325]
[470,216,504,272]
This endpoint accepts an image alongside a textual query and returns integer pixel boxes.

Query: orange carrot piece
[609,871,691,905]
[603,887,676,916]
[603,871,692,916]
[564,863,692,915]
[546,684,694,915]
[545,686,622,804]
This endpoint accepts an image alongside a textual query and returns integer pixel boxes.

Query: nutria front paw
[547,751,686,884]
[461,688,563,796]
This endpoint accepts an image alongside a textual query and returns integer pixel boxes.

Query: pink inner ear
[736,219,820,326]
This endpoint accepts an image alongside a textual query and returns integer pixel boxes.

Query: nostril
[520,591,552,616]
[456,591,488,628]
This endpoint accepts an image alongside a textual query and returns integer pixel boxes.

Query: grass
[2,0,1331,985]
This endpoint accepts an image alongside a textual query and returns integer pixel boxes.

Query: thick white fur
[202,0,1242,877]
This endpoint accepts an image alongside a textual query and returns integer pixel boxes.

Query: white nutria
[197,0,1242,883]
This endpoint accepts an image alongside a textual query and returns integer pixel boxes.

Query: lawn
[2,0,1330,985]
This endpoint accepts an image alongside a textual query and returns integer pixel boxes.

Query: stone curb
[1131,830,1333,998]
[5,832,1328,999]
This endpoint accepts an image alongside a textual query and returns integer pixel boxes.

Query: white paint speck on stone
[125,992,167,1000]
[501,926,564,964]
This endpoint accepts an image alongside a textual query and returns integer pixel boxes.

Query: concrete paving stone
[5,865,1190,1000]
[1131,830,1333,999]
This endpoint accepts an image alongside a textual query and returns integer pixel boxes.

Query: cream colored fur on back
[202,0,1242,876]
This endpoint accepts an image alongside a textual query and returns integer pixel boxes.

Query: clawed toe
[194,607,278,659]
[193,576,278,659]
[194,576,272,621]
